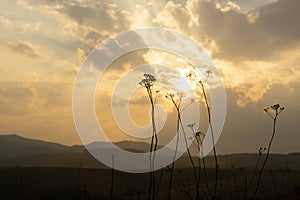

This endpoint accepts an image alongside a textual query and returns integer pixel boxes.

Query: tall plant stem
[252,113,278,199]
[244,151,262,199]
[196,138,202,199]
[110,155,115,200]
[139,74,158,200]
[179,117,199,199]
[147,92,154,200]
[168,107,180,200]
[202,147,210,196]
[189,126,203,199]
[198,80,218,200]
[146,87,157,200]
[151,99,158,200]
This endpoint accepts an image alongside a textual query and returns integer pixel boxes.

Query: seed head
[139,73,156,89]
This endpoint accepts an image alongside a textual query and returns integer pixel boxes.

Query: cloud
[216,0,271,12]
[152,0,300,106]
[55,1,132,45]
[1,41,40,58]
[154,0,300,62]
[0,16,12,27]
[187,0,300,61]
[153,1,192,30]
[216,48,300,106]
[13,0,133,54]
[215,1,241,13]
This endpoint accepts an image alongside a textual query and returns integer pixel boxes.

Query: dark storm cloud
[190,0,300,61]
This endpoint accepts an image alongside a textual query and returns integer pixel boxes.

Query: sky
[0,0,299,154]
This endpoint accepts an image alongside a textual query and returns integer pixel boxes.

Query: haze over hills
[0,134,299,170]
[0,134,174,157]
[0,134,81,157]
[0,134,151,158]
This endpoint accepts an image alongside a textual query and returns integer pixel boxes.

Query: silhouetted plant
[166,92,199,199]
[194,129,210,197]
[244,147,266,199]
[165,92,199,199]
[252,104,285,199]
[165,92,180,200]
[187,69,219,200]
[110,155,115,200]
[187,123,210,198]
[139,73,158,200]
[188,124,201,191]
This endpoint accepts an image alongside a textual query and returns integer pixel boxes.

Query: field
[0,167,299,200]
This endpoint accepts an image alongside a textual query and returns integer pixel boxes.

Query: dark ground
[0,167,299,200]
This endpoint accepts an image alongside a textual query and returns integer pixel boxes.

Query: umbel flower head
[264,103,284,119]
[139,73,156,89]
[194,131,204,139]
[187,123,195,129]
[165,91,185,101]
[258,147,267,155]
[165,92,175,100]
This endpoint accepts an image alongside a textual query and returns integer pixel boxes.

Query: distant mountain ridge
[0,134,299,170]
[0,134,81,158]
[0,135,152,158]
[0,134,173,158]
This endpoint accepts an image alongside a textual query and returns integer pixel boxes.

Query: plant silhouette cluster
[131,72,286,200]
[139,73,159,200]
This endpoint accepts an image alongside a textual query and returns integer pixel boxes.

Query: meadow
[0,165,299,200]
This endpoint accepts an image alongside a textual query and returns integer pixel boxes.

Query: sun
[175,66,197,95]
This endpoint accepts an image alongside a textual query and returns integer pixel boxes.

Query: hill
[0,134,299,170]
[0,134,82,158]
